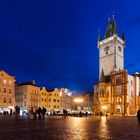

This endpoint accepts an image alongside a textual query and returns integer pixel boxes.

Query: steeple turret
[104,17,118,39]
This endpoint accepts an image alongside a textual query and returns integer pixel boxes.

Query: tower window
[118,46,122,52]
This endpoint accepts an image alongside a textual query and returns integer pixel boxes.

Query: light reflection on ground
[99,116,110,139]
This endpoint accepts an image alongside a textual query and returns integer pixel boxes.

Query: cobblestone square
[0,116,140,140]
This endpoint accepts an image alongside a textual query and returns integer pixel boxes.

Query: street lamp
[74,98,83,110]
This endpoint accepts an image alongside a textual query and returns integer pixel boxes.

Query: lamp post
[73,98,83,111]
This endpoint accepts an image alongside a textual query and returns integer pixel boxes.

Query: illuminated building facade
[15,80,40,112]
[47,88,61,112]
[93,17,140,116]
[0,70,16,113]
[39,87,48,108]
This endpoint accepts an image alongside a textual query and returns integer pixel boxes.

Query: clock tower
[98,17,126,81]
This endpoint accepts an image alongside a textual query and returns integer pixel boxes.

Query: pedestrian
[15,106,20,120]
[42,107,46,120]
[10,109,12,118]
[85,111,88,117]
[33,107,37,120]
[38,107,42,120]
[79,111,82,117]
[62,109,65,119]
[137,109,140,124]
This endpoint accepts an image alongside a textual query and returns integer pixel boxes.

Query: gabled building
[93,16,140,116]
[15,80,40,113]
[0,70,16,113]
[39,87,48,108]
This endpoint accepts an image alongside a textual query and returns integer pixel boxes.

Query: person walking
[137,109,140,124]
[38,107,42,120]
[42,107,46,120]
[10,109,12,118]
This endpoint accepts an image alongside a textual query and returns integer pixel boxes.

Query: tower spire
[100,69,105,83]
[98,28,101,41]
[112,11,115,20]
[104,14,118,39]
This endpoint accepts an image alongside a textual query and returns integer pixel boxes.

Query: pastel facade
[15,81,40,112]
[39,87,48,108]
[0,70,16,113]
[47,89,61,111]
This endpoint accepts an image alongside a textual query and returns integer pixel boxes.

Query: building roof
[104,18,118,39]
[16,80,39,87]
[100,69,105,83]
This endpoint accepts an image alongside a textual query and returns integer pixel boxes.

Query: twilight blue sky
[0,0,140,92]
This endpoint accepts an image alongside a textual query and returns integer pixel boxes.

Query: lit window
[3,79,7,84]
[9,81,12,85]
[9,98,12,103]
[3,98,6,103]
[9,89,12,94]
[3,88,6,93]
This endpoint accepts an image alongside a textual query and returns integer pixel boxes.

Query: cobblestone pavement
[0,115,140,140]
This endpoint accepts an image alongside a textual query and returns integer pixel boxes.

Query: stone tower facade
[98,18,126,80]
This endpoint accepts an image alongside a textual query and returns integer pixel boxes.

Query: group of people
[62,109,68,119]
[30,107,46,120]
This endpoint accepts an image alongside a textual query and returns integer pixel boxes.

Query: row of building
[0,70,93,115]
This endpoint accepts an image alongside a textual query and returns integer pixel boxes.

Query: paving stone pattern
[0,116,140,140]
